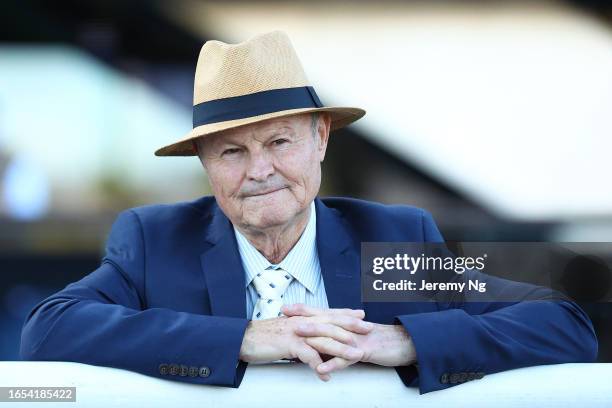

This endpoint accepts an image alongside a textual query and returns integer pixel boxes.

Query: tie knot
[252,267,294,300]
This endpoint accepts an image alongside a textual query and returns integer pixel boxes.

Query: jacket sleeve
[394,210,598,394]
[20,209,249,387]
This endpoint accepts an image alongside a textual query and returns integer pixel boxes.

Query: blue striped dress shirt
[233,201,329,319]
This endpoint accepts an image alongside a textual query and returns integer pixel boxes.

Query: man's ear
[316,112,332,162]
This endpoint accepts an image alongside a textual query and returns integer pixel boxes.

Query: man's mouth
[246,187,287,198]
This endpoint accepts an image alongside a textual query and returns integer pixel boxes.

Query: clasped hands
[239,304,417,381]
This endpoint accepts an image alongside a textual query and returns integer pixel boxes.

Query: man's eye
[222,148,241,156]
[272,138,289,146]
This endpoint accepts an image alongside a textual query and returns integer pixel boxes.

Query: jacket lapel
[315,198,363,311]
[200,203,247,318]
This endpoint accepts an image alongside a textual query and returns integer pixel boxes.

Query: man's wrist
[359,323,416,367]
[393,324,417,366]
[239,321,255,362]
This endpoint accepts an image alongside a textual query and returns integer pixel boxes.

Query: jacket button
[158,363,169,375]
[169,364,180,376]
[449,373,460,384]
[459,372,468,383]
[440,373,449,384]
[475,371,485,379]
[179,365,189,377]
[188,366,199,377]
[199,366,211,378]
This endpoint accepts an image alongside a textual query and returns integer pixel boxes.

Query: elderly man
[20,31,597,394]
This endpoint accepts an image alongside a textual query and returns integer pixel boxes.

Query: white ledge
[0,362,610,407]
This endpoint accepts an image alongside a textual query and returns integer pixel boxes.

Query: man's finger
[317,356,356,375]
[281,303,318,317]
[305,337,363,375]
[295,322,357,346]
[282,303,365,319]
[304,337,364,362]
[292,342,331,382]
[319,314,373,335]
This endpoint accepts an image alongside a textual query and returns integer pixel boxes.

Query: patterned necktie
[251,266,294,320]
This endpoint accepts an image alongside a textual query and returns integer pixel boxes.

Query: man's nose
[246,150,274,181]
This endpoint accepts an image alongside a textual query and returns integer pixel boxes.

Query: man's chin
[243,212,293,230]
[240,203,300,230]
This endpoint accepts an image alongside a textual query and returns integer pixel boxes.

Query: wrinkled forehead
[201,113,311,146]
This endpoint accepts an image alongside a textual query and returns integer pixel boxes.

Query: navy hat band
[193,86,324,128]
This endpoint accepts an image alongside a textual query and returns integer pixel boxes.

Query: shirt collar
[234,201,320,294]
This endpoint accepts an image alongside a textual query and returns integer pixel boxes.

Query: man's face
[197,112,330,232]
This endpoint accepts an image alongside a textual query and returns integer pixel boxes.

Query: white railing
[0,362,610,407]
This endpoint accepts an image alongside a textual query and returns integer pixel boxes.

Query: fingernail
[361,321,374,330]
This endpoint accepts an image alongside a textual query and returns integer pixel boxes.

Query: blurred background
[1,0,611,361]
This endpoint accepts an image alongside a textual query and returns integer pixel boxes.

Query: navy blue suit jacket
[20,196,598,393]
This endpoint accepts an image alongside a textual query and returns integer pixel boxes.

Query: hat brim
[154,106,365,156]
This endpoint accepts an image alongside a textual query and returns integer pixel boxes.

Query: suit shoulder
[320,196,429,223]
[320,196,437,241]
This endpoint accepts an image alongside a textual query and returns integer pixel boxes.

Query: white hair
[310,112,320,137]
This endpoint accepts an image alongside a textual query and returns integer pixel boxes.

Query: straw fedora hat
[154,30,366,156]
